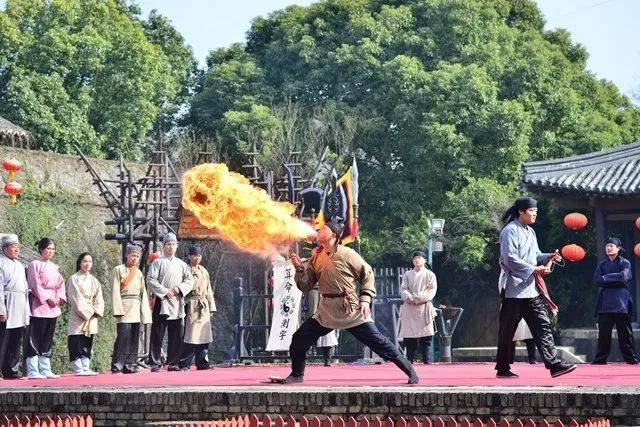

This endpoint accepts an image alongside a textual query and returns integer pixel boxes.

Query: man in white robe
[0,234,30,379]
[147,233,193,372]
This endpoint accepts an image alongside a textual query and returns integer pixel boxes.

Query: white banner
[266,260,302,351]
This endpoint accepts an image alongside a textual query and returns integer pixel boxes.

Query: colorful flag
[316,160,359,245]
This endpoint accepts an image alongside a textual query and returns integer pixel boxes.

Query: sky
[132,0,639,101]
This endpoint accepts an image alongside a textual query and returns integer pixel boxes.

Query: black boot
[393,354,419,384]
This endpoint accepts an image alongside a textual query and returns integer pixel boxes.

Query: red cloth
[534,273,558,315]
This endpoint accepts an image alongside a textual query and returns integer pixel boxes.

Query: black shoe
[196,365,212,370]
[323,359,331,367]
[626,360,639,365]
[496,370,519,378]
[550,364,576,378]
[150,366,161,373]
[591,360,607,365]
[408,373,419,384]
[2,373,23,380]
[167,365,180,372]
[281,375,304,384]
[123,368,140,374]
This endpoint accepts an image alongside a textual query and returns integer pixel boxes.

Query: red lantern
[563,212,588,230]
[634,244,640,258]
[636,217,640,231]
[561,244,586,262]
[147,251,162,264]
[4,181,23,204]
[2,159,22,181]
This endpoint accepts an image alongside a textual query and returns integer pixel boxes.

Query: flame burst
[182,163,315,253]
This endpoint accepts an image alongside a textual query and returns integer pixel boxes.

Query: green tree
[187,0,640,337]
[0,0,196,159]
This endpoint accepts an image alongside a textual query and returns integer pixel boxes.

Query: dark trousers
[0,324,24,378]
[68,334,93,361]
[111,322,140,373]
[148,301,184,368]
[25,317,57,358]
[404,336,433,363]
[178,343,210,369]
[290,318,412,378]
[510,338,537,364]
[495,296,561,372]
[594,313,638,363]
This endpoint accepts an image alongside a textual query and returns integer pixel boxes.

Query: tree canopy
[0,0,196,158]
[188,0,640,269]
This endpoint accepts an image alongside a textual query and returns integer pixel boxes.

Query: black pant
[510,338,537,363]
[0,324,24,378]
[25,317,56,358]
[404,336,432,363]
[68,334,93,361]
[178,343,210,369]
[289,318,412,378]
[148,300,184,368]
[111,322,140,373]
[495,296,561,372]
[594,313,638,363]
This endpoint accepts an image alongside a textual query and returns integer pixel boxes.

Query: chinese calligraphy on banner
[266,260,302,351]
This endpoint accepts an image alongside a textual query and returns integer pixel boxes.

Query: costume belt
[121,294,140,300]
[5,288,27,295]
[322,292,356,314]
[185,295,207,318]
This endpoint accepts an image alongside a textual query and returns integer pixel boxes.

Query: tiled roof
[0,116,31,141]
[522,142,640,197]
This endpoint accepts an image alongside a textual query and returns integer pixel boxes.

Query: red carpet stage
[1,362,638,388]
[2,363,639,426]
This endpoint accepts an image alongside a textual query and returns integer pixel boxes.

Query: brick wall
[0,387,637,427]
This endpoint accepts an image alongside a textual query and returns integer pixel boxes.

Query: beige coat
[146,256,193,320]
[399,268,437,338]
[112,264,152,324]
[67,271,105,336]
[295,244,375,330]
[183,265,216,344]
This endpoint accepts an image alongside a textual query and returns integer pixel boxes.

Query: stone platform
[1,363,638,426]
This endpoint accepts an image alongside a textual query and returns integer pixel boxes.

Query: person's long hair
[501,205,520,225]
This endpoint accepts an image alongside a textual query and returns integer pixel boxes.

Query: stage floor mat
[2,362,639,389]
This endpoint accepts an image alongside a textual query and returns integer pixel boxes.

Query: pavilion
[522,141,640,321]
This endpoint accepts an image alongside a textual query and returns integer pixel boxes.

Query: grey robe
[183,265,215,344]
[146,256,193,320]
[399,268,437,338]
[499,220,550,299]
[0,253,30,329]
